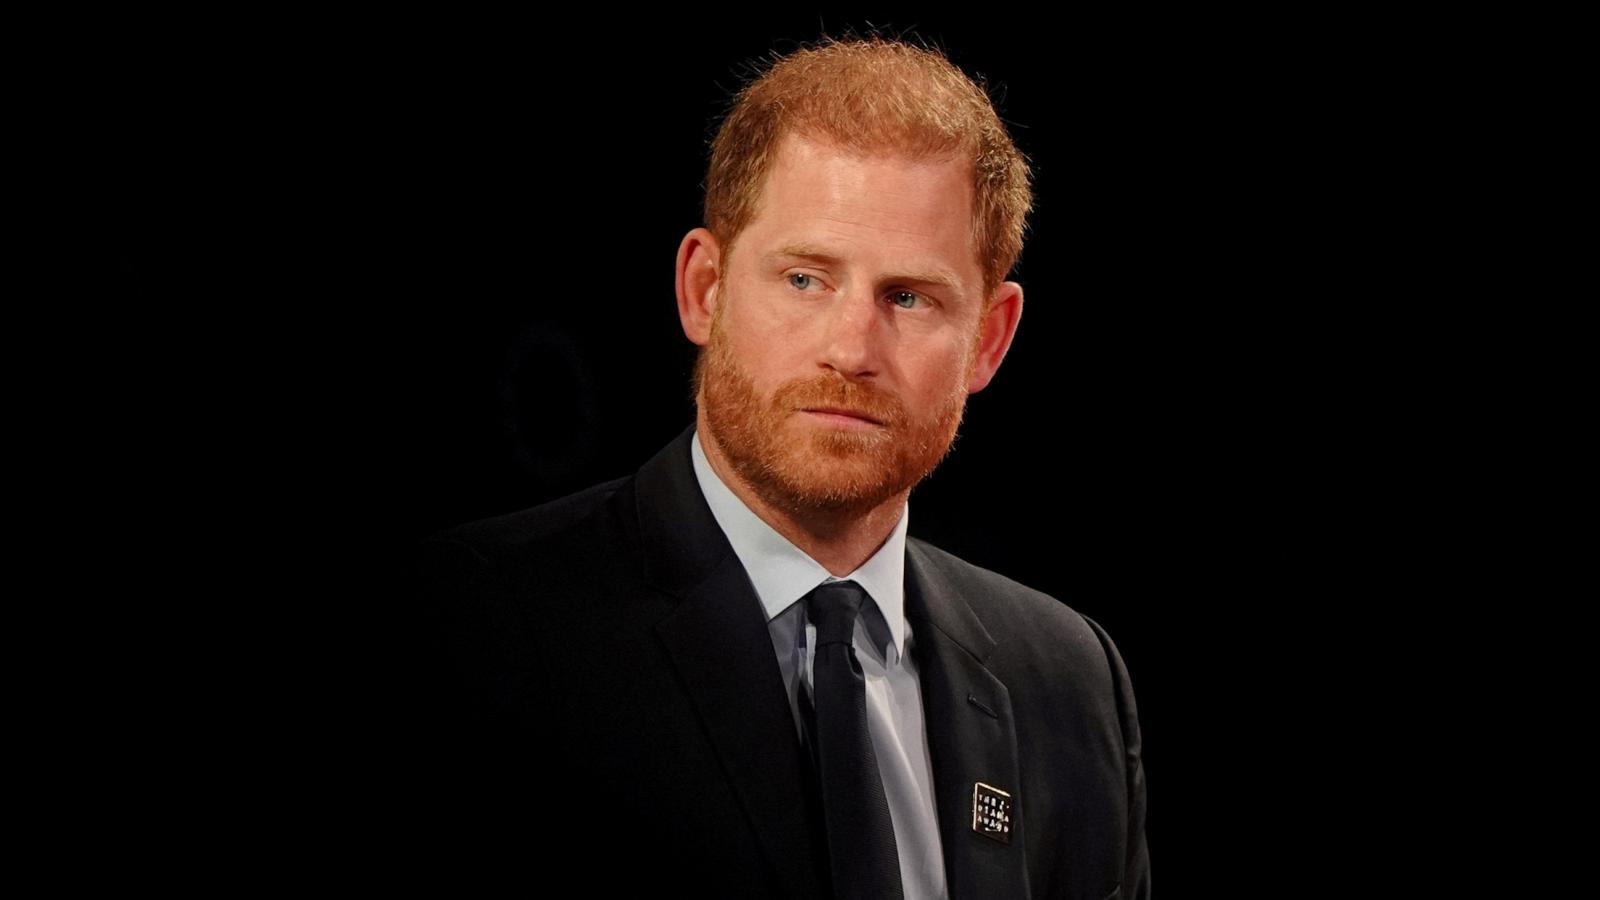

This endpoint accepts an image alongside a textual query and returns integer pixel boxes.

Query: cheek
[718,338,785,400]
[730,308,797,349]
[718,295,774,348]
[931,339,976,380]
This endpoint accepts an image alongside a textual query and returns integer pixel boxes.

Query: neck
[696,412,906,577]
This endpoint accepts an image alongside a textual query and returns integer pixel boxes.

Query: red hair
[704,34,1035,304]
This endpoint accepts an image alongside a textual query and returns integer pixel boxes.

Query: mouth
[801,407,885,426]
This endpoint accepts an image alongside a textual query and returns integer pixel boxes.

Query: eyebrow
[765,242,966,293]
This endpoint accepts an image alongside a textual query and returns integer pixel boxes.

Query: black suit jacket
[413,426,1149,899]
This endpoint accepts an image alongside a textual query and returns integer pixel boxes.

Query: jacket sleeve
[1084,615,1151,900]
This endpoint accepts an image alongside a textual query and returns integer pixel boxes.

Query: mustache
[775,375,902,425]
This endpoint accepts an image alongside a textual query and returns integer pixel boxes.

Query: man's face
[694,134,989,516]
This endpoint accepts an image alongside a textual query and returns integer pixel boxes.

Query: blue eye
[788,273,820,291]
[890,290,923,309]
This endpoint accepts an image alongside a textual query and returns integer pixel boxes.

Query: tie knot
[807,580,868,646]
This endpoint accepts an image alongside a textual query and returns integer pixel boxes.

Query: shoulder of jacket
[906,535,1100,648]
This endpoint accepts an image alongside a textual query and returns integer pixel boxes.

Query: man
[417,35,1149,900]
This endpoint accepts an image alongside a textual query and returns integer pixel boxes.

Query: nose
[817,288,885,380]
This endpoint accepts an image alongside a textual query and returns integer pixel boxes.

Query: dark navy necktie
[804,580,905,900]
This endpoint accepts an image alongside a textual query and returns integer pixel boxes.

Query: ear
[676,227,722,347]
[966,281,1024,394]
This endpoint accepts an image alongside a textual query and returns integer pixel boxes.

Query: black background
[103,11,1460,893]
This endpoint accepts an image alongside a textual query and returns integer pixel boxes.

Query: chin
[762,443,914,514]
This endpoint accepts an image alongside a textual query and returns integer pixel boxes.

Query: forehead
[739,134,982,291]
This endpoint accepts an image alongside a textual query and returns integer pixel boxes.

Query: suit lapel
[906,540,1032,899]
[634,428,825,900]
[629,427,1030,898]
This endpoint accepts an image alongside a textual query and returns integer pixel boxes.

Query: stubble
[692,294,976,517]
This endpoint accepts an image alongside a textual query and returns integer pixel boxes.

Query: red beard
[693,305,973,516]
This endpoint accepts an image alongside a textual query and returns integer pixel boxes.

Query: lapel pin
[971,782,1013,845]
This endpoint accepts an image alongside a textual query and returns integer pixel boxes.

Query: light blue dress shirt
[691,429,949,900]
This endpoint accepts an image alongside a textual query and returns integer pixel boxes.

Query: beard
[693,298,976,517]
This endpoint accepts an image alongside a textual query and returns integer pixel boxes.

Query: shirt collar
[691,427,908,658]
